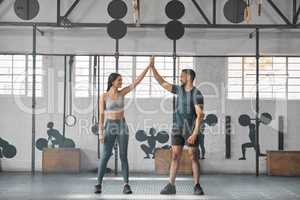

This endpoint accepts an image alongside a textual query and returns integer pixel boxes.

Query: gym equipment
[135,128,170,159]
[36,122,76,151]
[244,0,252,23]
[132,0,140,26]
[42,148,80,173]
[155,148,192,175]
[0,138,17,159]
[239,112,272,127]
[258,0,262,16]
[225,116,231,159]
[91,56,99,136]
[267,151,300,176]
[165,0,185,127]
[107,0,127,19]
[107,0,128,175]
[65,56,77,127]
[107,19,127,40]
[278,116,284,150]
[203,114,218,126]
[165,0,185,41]
[223,0,247,23]
[165,0,185,20]
[165,20,185,40]
[14,0,40,20]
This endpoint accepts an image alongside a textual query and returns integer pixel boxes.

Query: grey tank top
[105,95,124,111]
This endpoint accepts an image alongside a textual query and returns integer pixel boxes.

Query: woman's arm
[98,94,105,143]
[119,58,152,96]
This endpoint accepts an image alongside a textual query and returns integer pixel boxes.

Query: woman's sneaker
[123,184,133,194]
[193,183,204,195]
[94,184,102,194]
[160,183,176,195]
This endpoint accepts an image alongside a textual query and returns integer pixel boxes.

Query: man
[150,57,205,195]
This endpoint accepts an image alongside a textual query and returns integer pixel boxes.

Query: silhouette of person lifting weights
[238,113,272,160]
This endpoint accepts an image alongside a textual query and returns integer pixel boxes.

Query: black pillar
[31,24,37,174]
[255,28,260,177]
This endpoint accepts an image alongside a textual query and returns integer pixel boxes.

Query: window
[288,57,300,99]
[228,57,300,100]
[228,57,287,99]
[75,56,133,97]
[0,55,43,97]
[74,56,193,98]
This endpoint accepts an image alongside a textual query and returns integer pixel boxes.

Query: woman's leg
[97,126,117,185]
[117,122,129,184]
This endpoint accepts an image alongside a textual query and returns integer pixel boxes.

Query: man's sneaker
[193,183,204,195]
[160,183,176,195]
[94,184,102,194]
[123,184,133,194]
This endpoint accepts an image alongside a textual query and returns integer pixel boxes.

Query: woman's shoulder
[100,93,108,100]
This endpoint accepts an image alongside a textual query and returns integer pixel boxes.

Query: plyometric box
[42,148,80,173]
[154,148,194,175]
[267,151,300,176]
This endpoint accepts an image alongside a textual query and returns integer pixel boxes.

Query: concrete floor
[0,173,299,200]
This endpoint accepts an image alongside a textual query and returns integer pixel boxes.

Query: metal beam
[63,0,80,18]
[293,4,300,24]
[57,0,61,26]
[266,0,291,24]
[191,0,211,25]
[213,0,216,24]
[1,21,300,29]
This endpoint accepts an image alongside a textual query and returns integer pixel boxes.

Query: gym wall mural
[238,112,272,160]
[35,56,77,151]
[0,138,17,159]
[36,122,76,151]
[135,114,218,160]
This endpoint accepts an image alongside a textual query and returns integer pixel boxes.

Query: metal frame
[0,0,300,29]
[5,0,297,176]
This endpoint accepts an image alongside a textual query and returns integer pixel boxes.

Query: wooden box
[267,151,300,176]
[154,148,193,175]
[42,148,80,173]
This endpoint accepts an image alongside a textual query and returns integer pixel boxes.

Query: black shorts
[171,127,199,147]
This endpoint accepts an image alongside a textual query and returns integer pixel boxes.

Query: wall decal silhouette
[36,122,75,151]
[198,114,218,159]
[238,113,272,160]
[135,128,170,159]
[0,138,17,159]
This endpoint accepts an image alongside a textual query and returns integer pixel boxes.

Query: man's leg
[189,146,204,195]
[188,147,200,185]
[169,145,183,185]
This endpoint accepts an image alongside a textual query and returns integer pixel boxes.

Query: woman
[94,57,153,194]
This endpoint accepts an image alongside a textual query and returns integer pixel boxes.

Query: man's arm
[187,104,204,145]
[192,104,204,135]
[151,63,173,92]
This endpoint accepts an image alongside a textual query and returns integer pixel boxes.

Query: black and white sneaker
[94,184,102,194]
[160,183,176,195]
[123,184,133,194]
[193,183,204,195]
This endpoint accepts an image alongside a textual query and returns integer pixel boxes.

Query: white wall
[0,0,300,174]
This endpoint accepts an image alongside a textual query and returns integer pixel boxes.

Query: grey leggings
[97,118,129,184]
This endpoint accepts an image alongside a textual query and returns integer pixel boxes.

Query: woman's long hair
[107,73,121,91]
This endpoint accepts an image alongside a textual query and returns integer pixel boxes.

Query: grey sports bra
[105,94,124,111]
